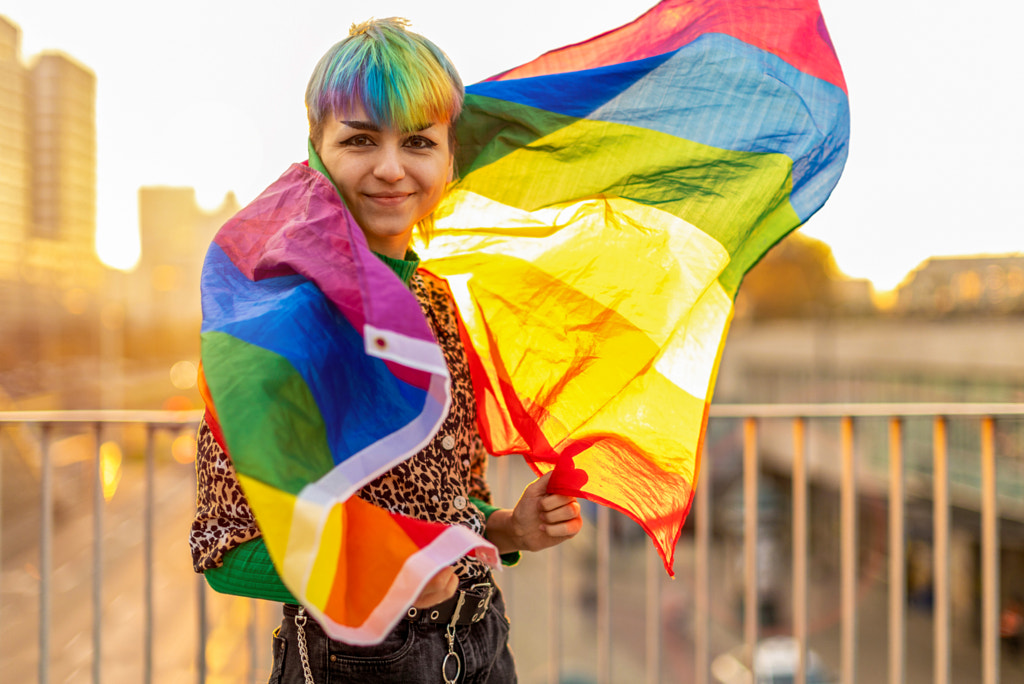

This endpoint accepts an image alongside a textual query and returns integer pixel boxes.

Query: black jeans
[269,588,516,683]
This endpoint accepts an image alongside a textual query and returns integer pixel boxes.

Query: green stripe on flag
[201,331,335,495]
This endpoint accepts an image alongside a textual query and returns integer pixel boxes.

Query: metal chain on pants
[294,608,316,684]
[442,593,467,683]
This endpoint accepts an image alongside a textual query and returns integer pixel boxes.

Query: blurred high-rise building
[0,15,101,402]
[29,53,97,248]
[119,186,239,359]
[0,18,31,283]
[1,16,98,279]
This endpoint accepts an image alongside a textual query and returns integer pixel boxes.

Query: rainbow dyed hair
[306,18,464,150]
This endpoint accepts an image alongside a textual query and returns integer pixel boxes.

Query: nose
[373,144,405,183]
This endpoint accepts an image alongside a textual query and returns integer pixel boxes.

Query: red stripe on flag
[489,0,845,92]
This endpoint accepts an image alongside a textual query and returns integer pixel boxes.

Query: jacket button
[454,495,467,510]
[441,435,456,450]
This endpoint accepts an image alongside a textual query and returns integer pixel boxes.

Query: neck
[367,235,412,260]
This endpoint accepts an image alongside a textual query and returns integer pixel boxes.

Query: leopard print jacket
[189,270,495,581]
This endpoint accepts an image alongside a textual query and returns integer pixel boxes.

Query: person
[190,18,583,684]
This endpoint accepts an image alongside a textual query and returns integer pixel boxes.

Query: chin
[356,220,417,250]
[365,225,414,240]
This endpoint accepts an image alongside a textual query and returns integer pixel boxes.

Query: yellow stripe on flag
[236,474,296,572]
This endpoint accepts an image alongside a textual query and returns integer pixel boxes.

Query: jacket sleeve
[204,536,298,603]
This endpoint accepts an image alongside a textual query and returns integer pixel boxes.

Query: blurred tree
[735,232,842,319]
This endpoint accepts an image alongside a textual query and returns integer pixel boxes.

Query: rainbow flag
[419,0,849,573]
[200,0,848,643]
[199,166,500,644]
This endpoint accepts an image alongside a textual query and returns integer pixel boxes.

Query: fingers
[413,567,458,609]
[513,471,585,551]
[527,471,576,510]
[542,515,584,539]
[540,499,580,524]
[433,567,458,594]
[539,494,577,512]
[540,499,582,542]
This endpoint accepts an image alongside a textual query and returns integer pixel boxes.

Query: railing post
[596,506,611,684]
[249,599,259,684]
[144,425,156,684]
[840,416,857,684]
[695,438,711,684]
[743,417,758,676]
[548,542,563,684]
[888,417,905,684]
[792,417,808,684]
[645,541,661,684]
[197,575,208,684]
[497,454,516,655]
[980,417,998,684]
[39,422,53,684]
[92,423,104,684]
[0,418,3,635]
[933,416,950,684]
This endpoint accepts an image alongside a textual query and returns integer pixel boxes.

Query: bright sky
[5,0,1023,291]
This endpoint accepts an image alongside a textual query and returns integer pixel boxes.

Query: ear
[447,154,454,183]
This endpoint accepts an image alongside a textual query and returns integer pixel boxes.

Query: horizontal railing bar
[709,403,1024,418]
[4,403,1024,427]
[0,409,204,424]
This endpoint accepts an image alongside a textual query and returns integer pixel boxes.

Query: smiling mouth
[365,193,412,205]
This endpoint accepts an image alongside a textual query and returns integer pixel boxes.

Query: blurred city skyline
[2,0,1022,292]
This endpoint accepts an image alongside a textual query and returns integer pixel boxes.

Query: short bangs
[306,18,463,143]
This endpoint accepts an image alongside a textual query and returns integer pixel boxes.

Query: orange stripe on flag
[323,497,423,626]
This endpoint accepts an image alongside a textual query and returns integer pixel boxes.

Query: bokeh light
[163,395,194,412]
[172,434,197,464]
[170,360,198,389]
[99,441,122,501]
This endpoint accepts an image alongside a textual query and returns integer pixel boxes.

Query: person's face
[317,103,453,259]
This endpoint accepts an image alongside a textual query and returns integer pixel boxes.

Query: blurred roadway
[2,448,1024,682]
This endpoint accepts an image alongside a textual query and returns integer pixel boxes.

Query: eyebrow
[339,120,380,131]
[338,120,435,133]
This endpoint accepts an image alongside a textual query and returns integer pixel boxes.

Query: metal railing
[700,403,1024,684]
[2,403,1023,683]
[0,410,203,684]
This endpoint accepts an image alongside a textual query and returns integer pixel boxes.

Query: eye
[405,135,438,150]
[341,134,375,147]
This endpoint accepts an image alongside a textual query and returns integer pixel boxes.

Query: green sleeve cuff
[469,497,521,567]
[469,497,501,521]
[204,537,298,604]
